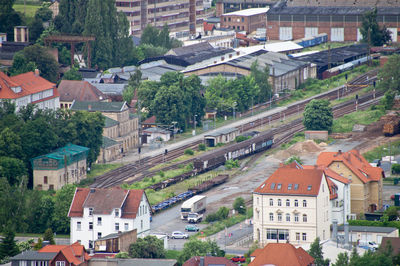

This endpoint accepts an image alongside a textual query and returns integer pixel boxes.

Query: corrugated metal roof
[10,251,57,261]
[337,225,398,233]
[70,101,127,112]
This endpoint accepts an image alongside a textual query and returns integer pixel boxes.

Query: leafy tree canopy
[233,197,246,214]
[129,235,166,258]
[377,54,400,93]
[360,8,391,46]
[177,239,224,265]
[303,99,333,132]
[62,67,82,81]
[308,237,330,266]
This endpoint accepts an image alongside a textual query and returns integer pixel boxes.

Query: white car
[170,231,189,239]
[359,241,379,250]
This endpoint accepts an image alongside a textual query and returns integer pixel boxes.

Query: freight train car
[295,33,328,48]
[193,130,275,173]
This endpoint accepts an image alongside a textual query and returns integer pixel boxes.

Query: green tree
[9,53,37,76]
[250,60,272,103]
[333,252,349,266]
[129,235,166,258]
[0,157,26,186]
[43,228,55,245]
[177,239,223,265]
[360,8,391,46]
[303,99,333,132]
[52,184,76,234]
[384,206,399,221]
[0,127,22,158]
[233,197,246,214]
[0,0,22,41]
[62,67,82,80]
[123,68,142,104]
[29,6,53,42]
[308,237,330,266]
[26,192,54,234]
[377,54,400,93]
[141,24,162,47]
[114,11,135,66]
[0,226,19,260]
[285,156,303,165]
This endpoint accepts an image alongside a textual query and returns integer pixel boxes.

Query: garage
[331,28,344,42]
[279,27,293,40]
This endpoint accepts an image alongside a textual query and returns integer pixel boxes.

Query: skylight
[277,183,282,190]
[270,183,275,189]
[288,184,292,190]
[307,185,312,191]
[294,184,299,190]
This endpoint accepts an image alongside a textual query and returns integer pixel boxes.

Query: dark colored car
[231,256,246,263]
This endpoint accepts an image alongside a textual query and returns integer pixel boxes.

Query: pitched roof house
[249,243,314,266]
[317,149,384,214]
[10,242,90,266]
[253,167,331,245]
[58,80,109,109]
[183,256,236,266]
[68,187,151,249]
[0,70,59,111]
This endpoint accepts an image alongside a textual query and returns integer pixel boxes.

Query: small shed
[204,127,239,147]
[337,225,399,245]
[94,229,137,253]
[142,127,171,143]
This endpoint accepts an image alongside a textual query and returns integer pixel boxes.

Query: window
[56,262,65,266]
[278,199,282,206]
[77,222,81,231]
[49,185,54,190]
[97,232,102,238]
[277,213,282,222]
[294,184,299,190]
[303,214,307,222]
[270,183,275,189]
[241,18,244,22]
[286,199,290,207]
[115,209,120,217]
[302,233,307,241]
[43,176,48,184]
[277,183,282,190]
[115,223,119,231]
[294,199,298,207]
[89,222,93,230]
[286,213,290,222]
[89,208,93,216]
[288,184,292,190]
[294,214,299,222]
[269,199,273,206]
[278,229,289,240]
[266,229,277,240]
[269,213,274,221]
[307,185,312,191]
[296,232,300,241]
[89,240,93,249]
[19,261,27,266]
[125,223,129,231]
[303,200,307,207]
[97,217,102,226]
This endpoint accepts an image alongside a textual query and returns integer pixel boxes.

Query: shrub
[216,143,224,147]
[198,144,206,151]
[184,149,194,155]
[392,164,400,174]
[159,171,165,177]
[225,159,239,170]
[235,135,250,143]
[206,207,230,222]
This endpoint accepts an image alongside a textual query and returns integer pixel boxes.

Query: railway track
[91,69,381,188]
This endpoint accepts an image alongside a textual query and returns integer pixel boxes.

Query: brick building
[220,8,269,34]
[216,0,276,17]
[115,0,207,36]
[266,0,400,42]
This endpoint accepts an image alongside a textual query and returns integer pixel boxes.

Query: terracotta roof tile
[203,22,215,32]
[142,115,157,125]
[249,243,314,266]
[317,150,384,184]
[39,245,68,253]
[121,189,144,219]
[254,168,324,196]
[0,71,56,99]
[58,80,108,102]
[68,188,90,217]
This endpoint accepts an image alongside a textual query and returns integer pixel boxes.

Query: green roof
[104,116,119,128]
[129,113,138,119]
[31,144,90,170]
[102,136,120,148]
[70,101,127,112]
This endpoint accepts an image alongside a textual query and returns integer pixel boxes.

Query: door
[331,28,344,42]
[305,27,318,38]
[388,28,398,42]
[279,27,293,40]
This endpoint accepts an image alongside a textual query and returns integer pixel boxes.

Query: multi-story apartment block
[32,144,89,191]
[68,187,151,249]
[317,149,384,214]
[115,0,206,36]
[0,70,59,111]
[253,167,331,245]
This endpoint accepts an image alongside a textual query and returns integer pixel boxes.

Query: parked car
[359,241,379,251]
[170,231,189,239]
[231,256,246,263]
[185,224,199,232]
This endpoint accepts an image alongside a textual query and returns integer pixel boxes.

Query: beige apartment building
[116,0,206,36]
[32,144,89,190]
[317,150,384,214]
[253,167,331,246]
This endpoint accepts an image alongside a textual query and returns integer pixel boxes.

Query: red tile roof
[68,187,145,218]
[250,243,314,266]
[0,71,56,99]
[39,242,90,266]
[39,245,67,253]
[184,256,236,266]
[203,22,215,32]
[58,80,108,102]
[142,115,157,125]
[254,168,324,196]
[317,150,384,184]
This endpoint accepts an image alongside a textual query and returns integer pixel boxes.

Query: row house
[32,144,89,191]
[0,70,59,111]
[68,187,151,249]
[253,167,331,245]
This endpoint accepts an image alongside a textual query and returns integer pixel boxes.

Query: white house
[253,166,331,245]
[142,127,171,143]
[68,187,151,249]
[0,70,59,111]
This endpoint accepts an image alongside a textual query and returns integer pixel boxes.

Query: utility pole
[328,44,331,70]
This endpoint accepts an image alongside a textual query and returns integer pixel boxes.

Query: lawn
[331,108,385,133]
[302,42,354,52]
[87,163,123,179]
[362,139,400,162]
[13,4,40,17]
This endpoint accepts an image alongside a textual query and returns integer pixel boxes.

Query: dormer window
[115,209,120,217]
[11,86,22,93]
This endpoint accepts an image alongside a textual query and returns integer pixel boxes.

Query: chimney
[236,51,240,55]
[34,69,40,77]
[338,150,342,154]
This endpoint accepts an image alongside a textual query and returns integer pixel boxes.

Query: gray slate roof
[102,136,120,149]
[70,101,127,112]
[166,42,214,57]
[205,127,238,137]
[104,116,119,128]
[91,83,127,96]
[337,225,398,233]
[10,251,57,261]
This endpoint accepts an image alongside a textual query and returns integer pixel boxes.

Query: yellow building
[317,150,384,214]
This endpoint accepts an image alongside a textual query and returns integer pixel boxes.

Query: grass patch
[332,108,385,133]
[302,42,354,52]
[165,249,181,258]
[13,4,40,17]
[280,132,305,149]
[362,139,400,162]
[87,163,123,179]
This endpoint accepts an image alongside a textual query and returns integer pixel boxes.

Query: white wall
[330,180,351,225]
